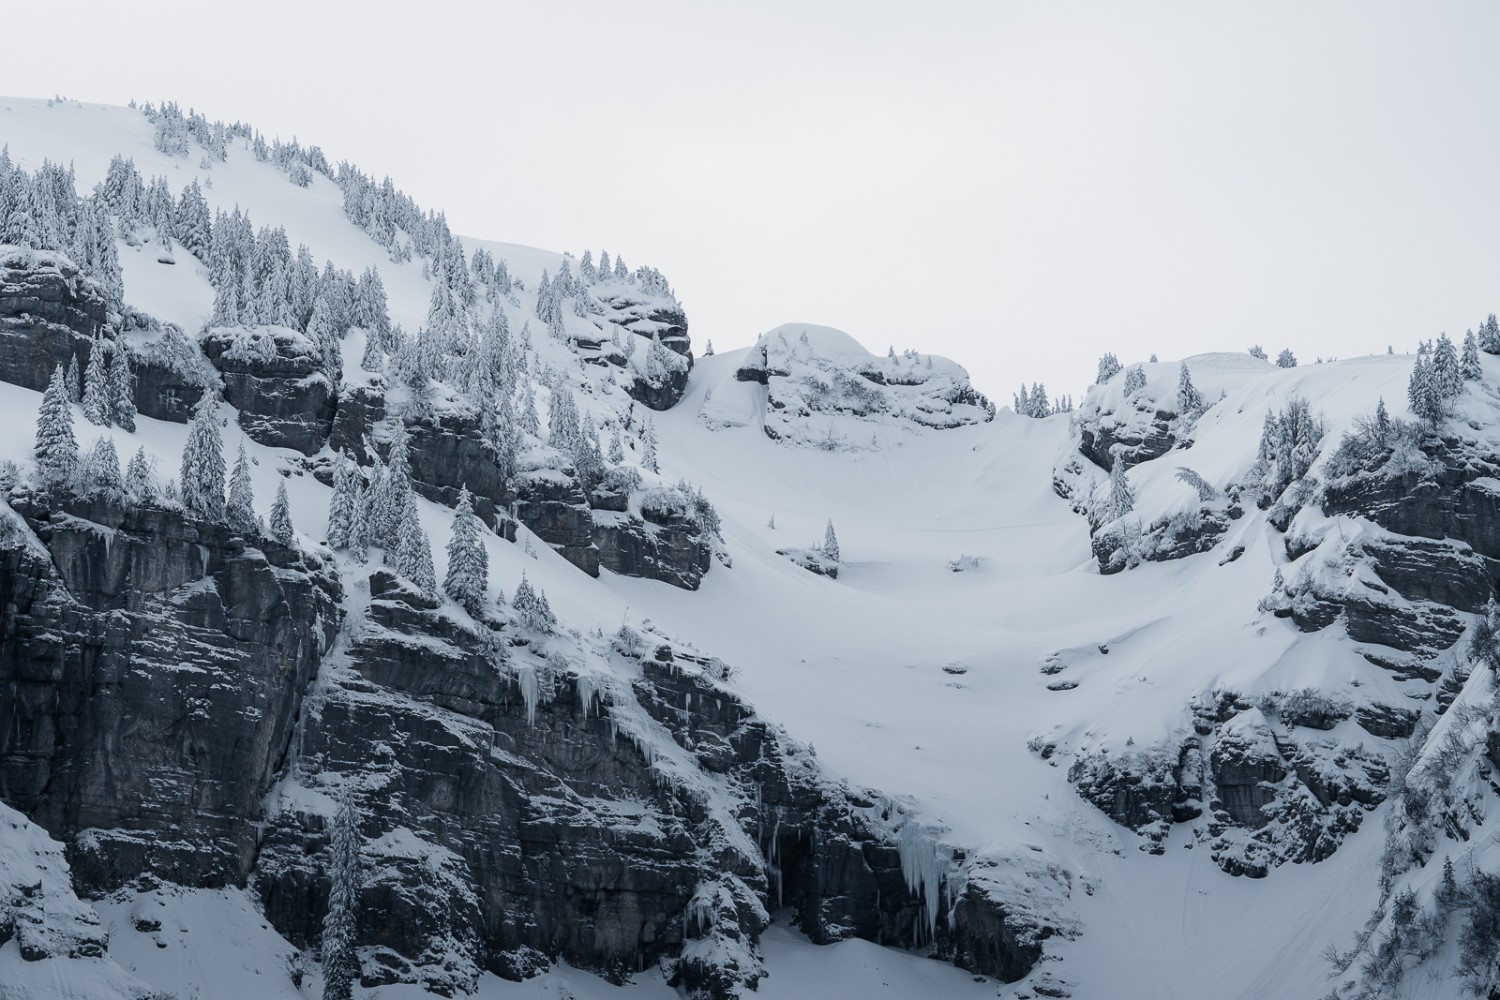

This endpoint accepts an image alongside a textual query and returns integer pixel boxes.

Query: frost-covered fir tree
[125,447,156,503]
[109,343,136,431]
[1176,362,1203,416]
[1480,313,1500,355]
[1276,349,1297,368]
[269,479,294,545]
[321,790,361,1000]
[1374,397,1391,447]
[1463,329,1483,380]
[1123,365,1146,397]
[642,417,659,473]
[519,382,541,438]
[180,397,226,520]
[1248,345,1268,360]
[79,438,123,501]
[704,339,715,357]
[822,519,840,563]
[443,487,488,615]
[1096,352,1122,384]
[572,415,605,492]
[608,426,625,464]
[82,339,111,427]
[226,442,258,535]
[1108,454,1135,522]
[374,422,413,548]
[395,494,436,596]
[326,452,358,550]
[548,386,580,450]
[511,572,555,633]
[35,365,78,489]
[1431,332,1462,402]
[348,480,370,564]
[65,354,81,403]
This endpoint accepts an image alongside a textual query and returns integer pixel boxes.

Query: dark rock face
[201,328,335,455]
[515,472,599,576]
[1078,405,1177,472]
[592,500,712,591]
[0,492,341,891]
[0,251,110,394]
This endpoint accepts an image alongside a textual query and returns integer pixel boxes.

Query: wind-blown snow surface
[0,96,1461,998]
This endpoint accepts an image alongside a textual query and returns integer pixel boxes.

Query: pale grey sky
[5,1,1500,403]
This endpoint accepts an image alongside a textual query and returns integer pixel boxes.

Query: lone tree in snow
[82,338,111,427]
[1276,349,1297,369]
[65,354,81,403]
[1096,352,1122,385]
[226,441,258,535]
[35,365,78,489]
[1176,362,1203,416]
[642,418,659,474]
[822,519,840,563]
[1108,454,1135,522]
[321,790,361,1000]
[511,572,556,633]
[444,486,488,615]
[1463,329,1483,380]
[269,479,294,545]
[180,396,226,520]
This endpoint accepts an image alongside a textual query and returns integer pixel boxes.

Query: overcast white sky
[5,1,1500,402]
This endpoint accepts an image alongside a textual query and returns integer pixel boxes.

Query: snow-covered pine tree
[1480,313,1500,355]
[642,417,659,473]
[374,422,413,548]
[326,452,357,550]
[608,427,625,464]
[65,354,81,403]
[109,343,136,431]
[1123,365,1146,397]
[443,487,488,615]
[125,447,156,503]
[349,480,370,563]
[572,415,605,492]
[226,441,258,535]
[1108,454,1135,522]
[511,572,556,633]
[269,479,294,545]
[822,519,840,563]
[1276,349,1297,368]
[80,437,123,501]
[548,387,580,450]
[519,382,541,438]
[321,790,361,1000]
[35,364,78,489]
[704,339,715,356]
[82,338,111,427]
[395,494,436,596]
[535,271,552,321]
[1096,352,1122,385]
[1463,329,1483,380]
[1431,332,1462,403]
[180,397,226,520]
[1249,345,1268,360]
[1176,362,1203,415]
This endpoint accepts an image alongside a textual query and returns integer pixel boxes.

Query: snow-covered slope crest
[703,323,993,448]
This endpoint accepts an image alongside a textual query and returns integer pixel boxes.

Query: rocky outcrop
[0,249,111,395]
[201,327,335,454]
[591,491,712,591]
[1078,405,1177,472]
[0,491,341,892]
[515,471,599,576]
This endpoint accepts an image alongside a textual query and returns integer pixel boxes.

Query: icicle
[899,822,941,946]
[515,663,540,726]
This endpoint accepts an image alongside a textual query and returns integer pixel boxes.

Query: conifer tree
[704,339,715,357]
[82,339,111,427]
[109,343,136,431]
[444,487,488,615]
[519,382,541,438]
[349,480,370,563]
[572,415,605,492]
[1176,362,1203,416]
[326,453,358,549]
[1431,332,1462,401]
[1108,454,1135,522]
[180,396,226,520]
[65,354,81,403]
[608,427,625,464]
[1096,353,1122,385]
[1123,366,1146,397]
[1276,349,1297,368]
[395,493,436,595]
[226,441,258,535]
[1463,329,1483,380]
[125,447,156,503]
[1374,397,1391,447]
[512,572,555,632]
[822,519,840,563]
[35,364,78,489]
[548,387,580,450]
[1481,314,1500,355]
[375,422,413,548]
[269,479,294,545]
[82,437,123,501]
[642,417,659,473]
[321,791,361,1000]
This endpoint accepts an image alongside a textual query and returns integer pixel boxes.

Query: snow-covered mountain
[2,95,1499,1000]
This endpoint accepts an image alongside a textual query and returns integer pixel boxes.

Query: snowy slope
[1,95,1494,1000]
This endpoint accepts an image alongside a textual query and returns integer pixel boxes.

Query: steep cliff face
[0,491,342,891]
[0,491,1047,997]
[201,326,336,455]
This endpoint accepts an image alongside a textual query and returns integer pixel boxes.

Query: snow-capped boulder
[201,324,335,454]
[716,324,993,447]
